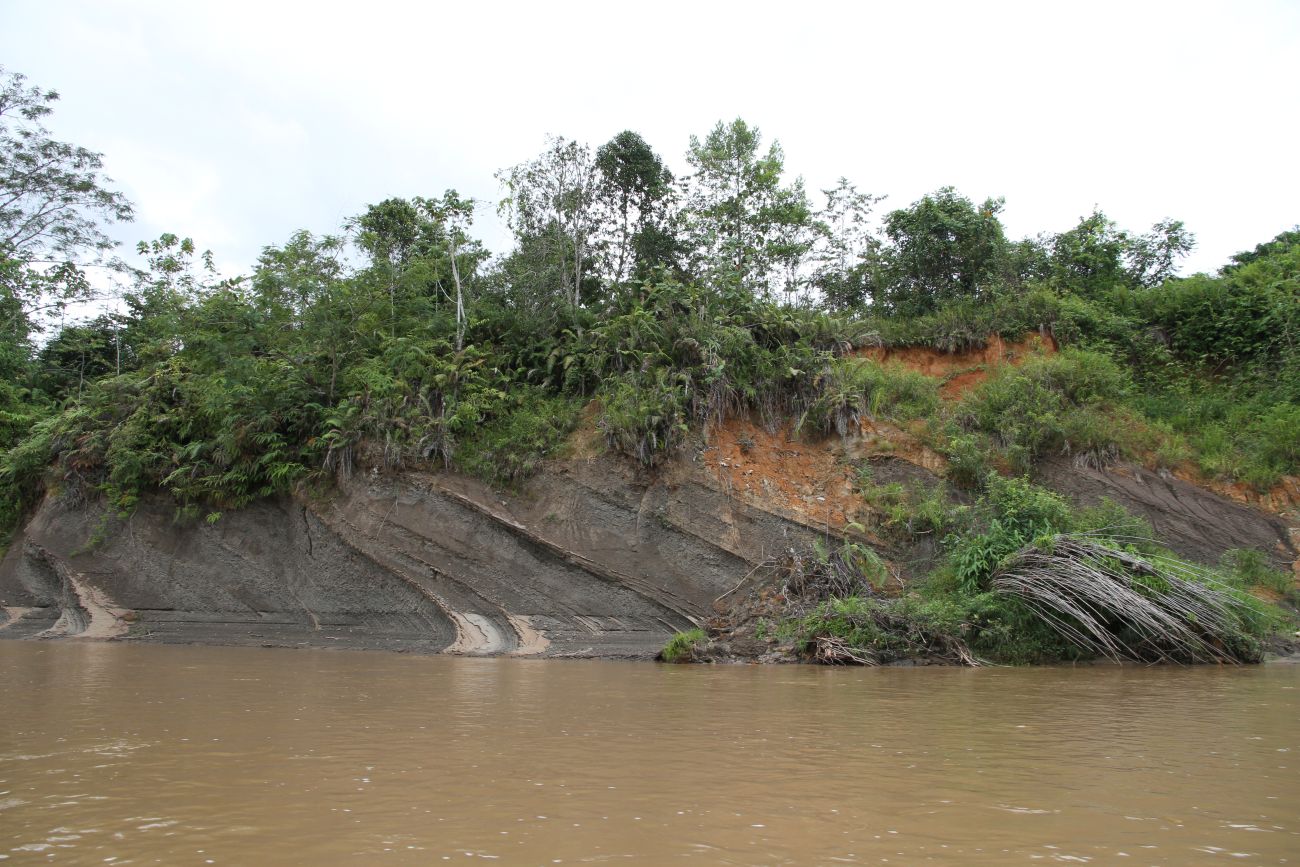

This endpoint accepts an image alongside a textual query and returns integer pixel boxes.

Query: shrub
[941,431,995,490]
[798,358,939,437]
[857,474,961,542]
[597,371,690,467]
[660,628,706,663]
[959,348,1130,468]
[940,475,1078,594]
[454,389,581,487]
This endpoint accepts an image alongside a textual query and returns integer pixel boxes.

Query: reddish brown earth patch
[699,416,946,537]
[858,332,1058,399]
[703,418,864,533]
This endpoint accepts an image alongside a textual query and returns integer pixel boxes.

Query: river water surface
[0,643,1296,865]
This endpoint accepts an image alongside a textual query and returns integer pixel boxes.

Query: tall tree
[252,230,350,402]
[350,194,487,343]
[354,197,423,336]
[594,131,674,285]
[252,229,346,328]
[413,192,480,350]
[683,118,814,298]
[0,66,134,329]
[811,178,885,310]
[121,233,224,364]
[879,187,1009,315]
[1048,209,1130,296]
[497,137,599,309]
[1124,218,1194,288]
[35,314,123,401]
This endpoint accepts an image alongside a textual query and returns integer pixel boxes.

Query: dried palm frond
[993,534,1260,664]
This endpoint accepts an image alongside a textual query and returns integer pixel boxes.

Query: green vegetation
[1221,548,1298,599]
[957,349,1132,472]
[2,67,1297,661]
[854,470,956,543]
[799,359,939,437]
[660,628,707,663]
[779,477,1287,666]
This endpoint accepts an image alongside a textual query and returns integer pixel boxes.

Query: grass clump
[1220,548,1296,597]
[660,628,707,663]
[957,349,1131,472]
[859,288,1068,353]
[1136,380,1300,489]
[855,472,959,543]
[597,372,690,468]
[798,358,940,438]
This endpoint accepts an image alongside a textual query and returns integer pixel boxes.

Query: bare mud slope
[3,439,1294,657]
[0,455,830,657]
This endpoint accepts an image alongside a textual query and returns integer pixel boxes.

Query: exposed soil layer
[1173,469,1300,516]
[699,416,944,540]
[1037,456,1298,573]
[858,332,1058,399]
[0,454,826,657]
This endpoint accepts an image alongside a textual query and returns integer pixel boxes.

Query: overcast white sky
[3,0,1298,280]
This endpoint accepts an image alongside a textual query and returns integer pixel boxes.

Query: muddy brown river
[0,643,1296,865]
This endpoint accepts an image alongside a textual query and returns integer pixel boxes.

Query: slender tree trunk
[573,226,582,307]
[329,352,338,405]
[389,270,396,340]
[616,192,631,284]
[449,236,464,352]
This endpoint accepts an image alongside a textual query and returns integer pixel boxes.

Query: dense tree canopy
[0,66,133,322]
[683,118,814,298]
[876,187,1010,315]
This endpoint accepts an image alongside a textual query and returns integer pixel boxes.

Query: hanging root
[993,534,1264,664]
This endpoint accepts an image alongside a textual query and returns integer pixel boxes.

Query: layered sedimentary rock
[3,418,1295,657]
[0,453,828,657]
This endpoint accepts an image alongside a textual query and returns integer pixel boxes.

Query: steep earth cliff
[3,340,1296,658]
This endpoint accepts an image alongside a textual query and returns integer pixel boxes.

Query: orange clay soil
[569,332,1053,535]
[699,415,946,537]
[857,332,1058,399]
